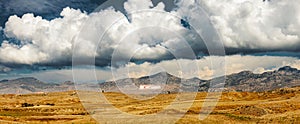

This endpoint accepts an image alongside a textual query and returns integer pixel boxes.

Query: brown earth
[0,87,300,123]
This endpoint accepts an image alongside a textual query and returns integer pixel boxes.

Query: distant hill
[0,78,77,94]
[99,72,205,93]
[1,66,300,94]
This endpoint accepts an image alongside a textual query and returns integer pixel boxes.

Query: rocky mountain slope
[222,66,300,92]
[100,66,300,93]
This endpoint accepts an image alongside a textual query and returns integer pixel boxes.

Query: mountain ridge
[1,66,300,94]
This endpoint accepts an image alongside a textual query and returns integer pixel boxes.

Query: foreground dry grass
[0,87,300,123]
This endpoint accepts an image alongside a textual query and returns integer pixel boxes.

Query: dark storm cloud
[0,0,107,26]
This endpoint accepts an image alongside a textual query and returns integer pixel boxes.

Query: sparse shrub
[225,113,251,121]
[46,103,55,106]
[21,103,34,107]
[73,112,88,115]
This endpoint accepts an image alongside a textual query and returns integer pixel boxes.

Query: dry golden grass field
[0,87,300,124]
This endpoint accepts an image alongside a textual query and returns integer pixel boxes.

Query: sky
[0,0,300,83]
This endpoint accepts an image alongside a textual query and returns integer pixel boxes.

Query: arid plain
[0,86,300,124]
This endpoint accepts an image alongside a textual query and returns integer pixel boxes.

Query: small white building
[139,85,161,90]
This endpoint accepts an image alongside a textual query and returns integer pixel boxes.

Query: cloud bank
[1,55,300,82]
[0,0,300,67]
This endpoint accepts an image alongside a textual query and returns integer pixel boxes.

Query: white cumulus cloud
[1,0,199,66]
[195,0,300,50]
[0,0,300,67]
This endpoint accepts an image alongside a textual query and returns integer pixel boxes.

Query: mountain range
[1,66,300,94]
